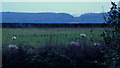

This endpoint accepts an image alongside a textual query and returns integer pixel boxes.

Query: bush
[101,2,120,68]
[2,44,105,68]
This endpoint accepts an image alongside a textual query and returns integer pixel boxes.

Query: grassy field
[2,28,110,48]
[3,27,120,68]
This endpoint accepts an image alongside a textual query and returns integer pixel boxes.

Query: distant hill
[2,12,107,23]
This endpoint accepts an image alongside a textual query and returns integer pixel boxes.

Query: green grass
[2,28,110,48]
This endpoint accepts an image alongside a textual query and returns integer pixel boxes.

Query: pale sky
[1,0,119,2]
[1,0,120,16]
[2,2,112,16]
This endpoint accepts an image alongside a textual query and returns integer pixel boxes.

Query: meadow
[3,27,120,68]
[2,27,108,68]
[2,27,108,48]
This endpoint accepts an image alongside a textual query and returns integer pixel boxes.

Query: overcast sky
[1,0,119,16]
[2,2,111,16]
[1,0,119,2]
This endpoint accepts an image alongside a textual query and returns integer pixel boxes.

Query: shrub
[101,2,120,68]
[2,44,105,68]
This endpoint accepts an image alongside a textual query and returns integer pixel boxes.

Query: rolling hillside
[2,12,107,23]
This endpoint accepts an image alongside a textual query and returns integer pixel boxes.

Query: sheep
[80,34,87,38]
[8,44,18,50]
[12,36,16,40]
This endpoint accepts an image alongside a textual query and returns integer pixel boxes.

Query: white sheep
[8,44,18,50]
[12,36,16,40]
[80,34,87,38]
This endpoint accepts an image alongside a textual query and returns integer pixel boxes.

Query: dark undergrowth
[2,44,106,68]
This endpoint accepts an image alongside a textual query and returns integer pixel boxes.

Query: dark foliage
[2,23,110,28]
[2,44,105,68]
[101,2,120,68]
